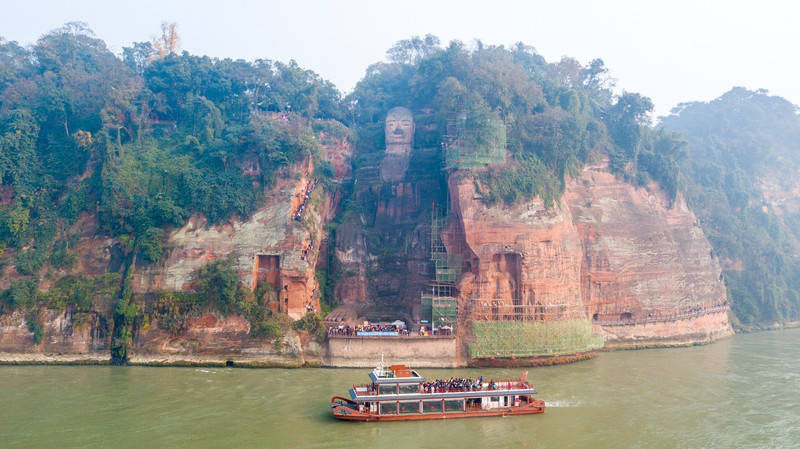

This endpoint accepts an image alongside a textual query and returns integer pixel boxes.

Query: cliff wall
[0,309,110,364]
[0,137,734,363]
[130,313,324,367]
[565,162,733,344]
[133,156,327,319]
[447,171,585,322]
[0,130,352,365]
[332,147,445,322]
[447,162,733,350]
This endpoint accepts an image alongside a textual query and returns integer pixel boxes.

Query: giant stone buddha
[380,106,414,182]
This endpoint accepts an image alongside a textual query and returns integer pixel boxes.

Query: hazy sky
[2,0,798,117]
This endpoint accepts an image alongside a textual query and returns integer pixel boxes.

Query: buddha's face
[385,107,414,146]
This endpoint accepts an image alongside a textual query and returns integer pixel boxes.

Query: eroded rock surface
[447,172,585,322]
[133,137,351,320]
[447,162,732,348]
[0,310,109,362]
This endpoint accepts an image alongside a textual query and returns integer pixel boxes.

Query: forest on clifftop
[663,88,800,327]
[1,25,798,333]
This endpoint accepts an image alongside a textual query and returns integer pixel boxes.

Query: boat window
[379,384,397,395]
[444,399,465,412]
[398,401,420,414]
[398,384,419,394]
[422,400,442,413]
[379,402,397,415]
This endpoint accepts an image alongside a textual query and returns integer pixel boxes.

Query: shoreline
[3,325,796,368]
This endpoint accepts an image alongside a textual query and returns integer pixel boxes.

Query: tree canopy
[349,37,684,206]
[1,28,797,331]
[0,24,345,270]
[663,87,800,326]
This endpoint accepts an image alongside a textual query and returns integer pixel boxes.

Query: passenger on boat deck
[422,377,480,393]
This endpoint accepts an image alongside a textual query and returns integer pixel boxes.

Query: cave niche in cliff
[490,253,522,301]
[254,254,281,292]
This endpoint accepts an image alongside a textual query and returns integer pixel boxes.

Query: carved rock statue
[380,107,415,182]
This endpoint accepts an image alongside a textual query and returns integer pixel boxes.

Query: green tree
[662,87,800,325]
[195,256,245,313]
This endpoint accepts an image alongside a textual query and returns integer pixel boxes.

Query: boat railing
[352,380,533,396]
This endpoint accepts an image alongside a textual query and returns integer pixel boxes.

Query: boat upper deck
[350,379,537,402]
[348,361,539,402]
[368,364,424,384]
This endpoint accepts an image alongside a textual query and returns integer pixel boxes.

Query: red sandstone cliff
[132,133,352,319]
[565,161,732,346]
[447,171,586,323]
[447,161,733,349]
[130,313,324,367]
[0,309,109,363]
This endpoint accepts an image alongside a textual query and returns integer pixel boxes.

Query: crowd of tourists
[327,323,410,336]
[422,377,495,393]
[294,178,320,222]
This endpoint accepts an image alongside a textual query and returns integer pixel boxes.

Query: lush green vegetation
[348,37,685,207]
[293,312,326,342]
[662,88,800,326]
[146,256,291,340]
[0,273,119,313]
[0,24,343,268]
[2,26,798,339]
[0,24,345,357]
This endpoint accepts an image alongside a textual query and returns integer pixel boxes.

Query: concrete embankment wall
[325,336,458,367]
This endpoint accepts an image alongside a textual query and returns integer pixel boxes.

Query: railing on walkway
[328,333,455,339]
[594,304,729,327]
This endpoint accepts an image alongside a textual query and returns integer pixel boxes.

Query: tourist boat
[330,359,545,421]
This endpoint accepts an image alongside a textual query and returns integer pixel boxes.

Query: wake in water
[544,400,584,407]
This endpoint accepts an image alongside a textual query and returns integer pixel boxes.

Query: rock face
[132,168,319,319]
[0,106,735,363]
[447,172,586,322]
[130,313,323,367]
[565,162,732,345]
[447,161,732,349]
[0,212,118,291]
[133,137,352,320]
[0,121,352,364]
[0,310,109,363]
[332,147,444,321]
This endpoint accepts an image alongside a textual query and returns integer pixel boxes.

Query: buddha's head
[384,107,414,147]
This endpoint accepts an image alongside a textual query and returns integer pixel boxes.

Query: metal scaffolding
[469,298,589,322]
[420,296,458,331]
[469,320,604,358]
[464,292,602,357]
[442,115,507,170]
[420,207,459,331]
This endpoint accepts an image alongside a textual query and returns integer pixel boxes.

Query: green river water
[2,328,799,448]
